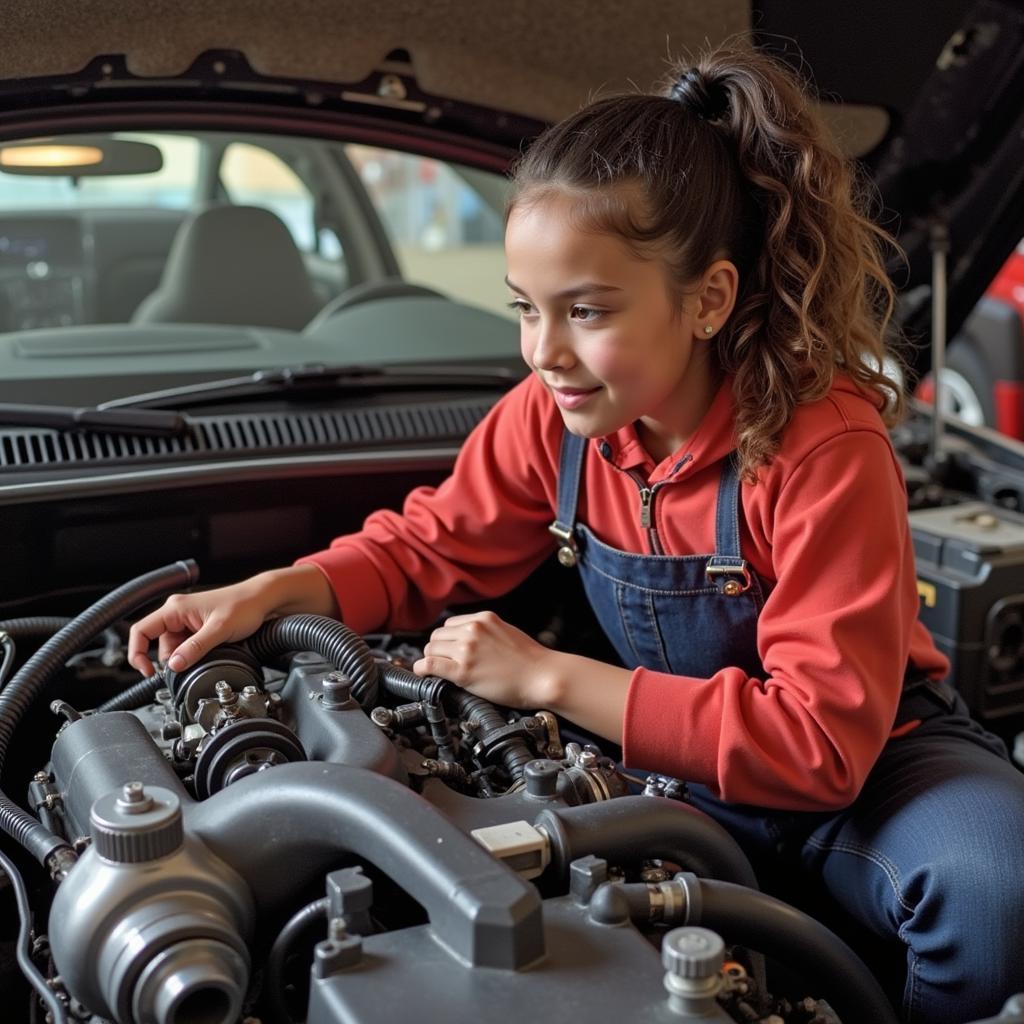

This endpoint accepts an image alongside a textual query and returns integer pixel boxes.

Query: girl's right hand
[127,564,338,677]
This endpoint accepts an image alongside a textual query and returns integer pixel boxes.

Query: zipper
[626,471,671,554]
[632,475,665,554]
[600,446,692,556]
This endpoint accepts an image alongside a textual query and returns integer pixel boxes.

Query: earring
[703,324,714,335]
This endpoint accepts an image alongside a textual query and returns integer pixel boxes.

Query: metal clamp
[705,563,752,597]
[548,521,578,568]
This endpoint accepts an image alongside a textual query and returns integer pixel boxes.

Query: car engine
[1,560,1022,1024]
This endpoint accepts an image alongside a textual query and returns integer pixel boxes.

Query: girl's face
[504,191,731,461]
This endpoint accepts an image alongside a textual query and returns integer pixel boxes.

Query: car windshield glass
[0,127,517,402]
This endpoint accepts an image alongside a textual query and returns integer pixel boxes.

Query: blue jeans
[686,693,1024,1024]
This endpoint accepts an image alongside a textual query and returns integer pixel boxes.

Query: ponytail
[510,46,903,480]
[681,48,903,477]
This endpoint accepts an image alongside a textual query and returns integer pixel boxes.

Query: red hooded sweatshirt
[298,372,948,811]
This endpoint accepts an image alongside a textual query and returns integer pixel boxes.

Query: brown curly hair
[508,46,903,481]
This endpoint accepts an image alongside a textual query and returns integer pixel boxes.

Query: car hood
[1,0,1022,356]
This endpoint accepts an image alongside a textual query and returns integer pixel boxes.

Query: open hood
[0,0,1022,370]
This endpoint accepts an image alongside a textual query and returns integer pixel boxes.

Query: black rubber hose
[0,619,77,693]
[96,672,163,713]
[0,560,199,867]
[694,876,899,1024]
[0,848,67,1024]
[0,619,120,654]
[246,615,379,706]
[447,687,534,780]
[379,664,534,782]
[0,617,72,637]
[380,662,446,704]
[265,897,328,1024]
[0,636,13,693]
[535,797,760,890]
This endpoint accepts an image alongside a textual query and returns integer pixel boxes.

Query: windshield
[0,127,518,402]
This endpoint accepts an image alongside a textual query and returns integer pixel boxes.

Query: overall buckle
[705,562,752,597]
[548,522,578,568]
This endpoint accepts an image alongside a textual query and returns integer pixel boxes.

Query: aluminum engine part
[48,784,253,1024]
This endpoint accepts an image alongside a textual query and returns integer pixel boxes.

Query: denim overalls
[548,429,1024,1024]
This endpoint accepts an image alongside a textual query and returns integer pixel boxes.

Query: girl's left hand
[413,610,557,708]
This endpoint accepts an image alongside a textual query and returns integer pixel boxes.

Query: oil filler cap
[90,782,184,863]
[662,926,725,979]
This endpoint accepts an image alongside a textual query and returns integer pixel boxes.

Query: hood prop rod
[928,218,950,477]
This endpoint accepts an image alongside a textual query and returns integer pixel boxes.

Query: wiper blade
[0,365,519,439]
[98,363,521,412]
[0,403,188,437]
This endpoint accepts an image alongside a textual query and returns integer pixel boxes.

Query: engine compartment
[1,563,1022,1024]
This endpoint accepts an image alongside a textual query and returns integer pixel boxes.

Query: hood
[1,0,1022,370]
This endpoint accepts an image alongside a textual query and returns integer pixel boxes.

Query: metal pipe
[930,219,950,469]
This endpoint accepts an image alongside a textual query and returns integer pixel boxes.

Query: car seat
[132,204,322,330]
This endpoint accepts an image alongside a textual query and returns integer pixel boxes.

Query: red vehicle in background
[919,242,1024,440]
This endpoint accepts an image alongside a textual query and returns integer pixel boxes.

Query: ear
[693,259,739,336]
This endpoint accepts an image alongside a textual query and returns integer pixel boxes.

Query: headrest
[133,204,322,330]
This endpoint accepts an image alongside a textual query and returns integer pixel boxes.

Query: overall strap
[549,430,587,567]
[706,453,753,595]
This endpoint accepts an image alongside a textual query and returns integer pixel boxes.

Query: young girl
[128,47,1024,1024]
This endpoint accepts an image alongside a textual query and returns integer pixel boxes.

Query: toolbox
[910,501,1024,718]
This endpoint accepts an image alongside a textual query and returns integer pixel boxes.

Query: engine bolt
[578,750,598,770]
[215,681,237,706]
[322,673,353,709]
[241,685,260,699]
[33,771,50,784]
[371,708,393,728]
[116,781,154,814]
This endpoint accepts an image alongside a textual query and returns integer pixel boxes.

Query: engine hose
[449,687,534,780]
[379,664,534,781]
[265,896,328,1024]
[0,847,68,1024]
[0,560,199,868]
[534,797,760,890]
[96,672,162,713]
[380,662,447,704]
[0,617,73,636]
[0,619,121,654]
[246,615,379,706]
[0,636,13,693]
[693,876,899,1024]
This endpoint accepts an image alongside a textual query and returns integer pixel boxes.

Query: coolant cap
[662,926,725,979]
[90,782,184,863]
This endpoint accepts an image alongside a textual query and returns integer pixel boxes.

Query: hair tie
[669,68,729,122]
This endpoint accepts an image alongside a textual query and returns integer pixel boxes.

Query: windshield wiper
[97,363,521,412]
[0,404,188,437]
[0,364,521,438]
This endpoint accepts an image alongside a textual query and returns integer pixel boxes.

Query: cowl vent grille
[0,398,496,470]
